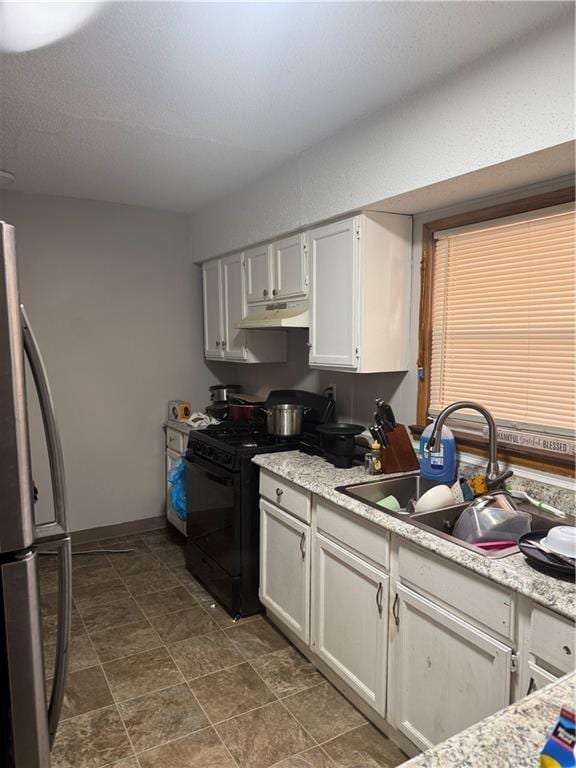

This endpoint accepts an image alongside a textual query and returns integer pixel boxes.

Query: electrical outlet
[324,384,337,402]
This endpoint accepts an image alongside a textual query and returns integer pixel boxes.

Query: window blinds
[429,205,575,434]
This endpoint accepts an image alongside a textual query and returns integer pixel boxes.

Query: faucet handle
[487,469,513,491]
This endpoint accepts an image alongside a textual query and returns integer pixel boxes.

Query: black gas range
[187,423,298,470]
[184,391,334,619]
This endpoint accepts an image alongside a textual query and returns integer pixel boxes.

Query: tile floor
[39,527,407,768]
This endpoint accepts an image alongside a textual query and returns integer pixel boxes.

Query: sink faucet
[426,401,507,486]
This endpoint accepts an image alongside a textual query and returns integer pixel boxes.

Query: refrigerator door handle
[21,304,69,542]
[2,553,51,767]
[20,305,72,744]
[46,536,72,746]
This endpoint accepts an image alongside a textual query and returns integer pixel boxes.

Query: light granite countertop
[252,451,575,621]
[402,672,576,767]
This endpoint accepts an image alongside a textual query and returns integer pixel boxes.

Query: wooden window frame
[414,186,576,478]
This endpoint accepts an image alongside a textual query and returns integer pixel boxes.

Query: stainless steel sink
[337,474,420,514]
[336,476,572,559]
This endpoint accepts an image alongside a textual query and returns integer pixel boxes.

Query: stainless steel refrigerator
[0,221,72,767]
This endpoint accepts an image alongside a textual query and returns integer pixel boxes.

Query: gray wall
[188,15,574,260]
[0,190,224,532]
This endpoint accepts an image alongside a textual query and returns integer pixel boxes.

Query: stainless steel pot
[264,404,309,436]
[209,384,241,403]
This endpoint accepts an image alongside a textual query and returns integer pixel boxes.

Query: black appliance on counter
[185,390,335,618]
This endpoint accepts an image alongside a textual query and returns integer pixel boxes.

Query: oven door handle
[204,471,233,487]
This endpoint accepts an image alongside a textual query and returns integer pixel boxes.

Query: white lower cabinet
[389,584,512,751]
[258,483,575,759]
[524,661,558,695]
[259,499,310,643]
[517,603,575,699]
[312,533,388,715]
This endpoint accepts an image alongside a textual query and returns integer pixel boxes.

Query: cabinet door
[221,253,247,361]
[259,499,310,643]
[523,661,558,697]
[312,533,388,714]
[202,259,223,359]
[166,449,186,535]
[308,218,359,369]
[273,234,307,300]
[391,584,512,751]
[245,244,273,304]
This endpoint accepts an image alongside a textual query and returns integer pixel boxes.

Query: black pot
[315,423,364,459]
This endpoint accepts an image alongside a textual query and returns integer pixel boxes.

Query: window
[417,188,575,473]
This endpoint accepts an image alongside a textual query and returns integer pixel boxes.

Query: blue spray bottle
[418,421,457,484]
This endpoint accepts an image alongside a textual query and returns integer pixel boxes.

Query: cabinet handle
[392,593,400,627]
[272,289,278,296]
[376,582,383,617]
[276,488,283,498]
[562,645,572,656]
[306,342,312,350]
[527,677,537,695]
[263,289,268,297]
[221,340,226,350]
[299,532,306,559]
[216,341,220,348]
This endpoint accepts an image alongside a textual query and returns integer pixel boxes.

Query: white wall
[189,17,574,259]
[0,190,225,533]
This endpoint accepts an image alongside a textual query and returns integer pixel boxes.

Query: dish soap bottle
[419,422,457,484]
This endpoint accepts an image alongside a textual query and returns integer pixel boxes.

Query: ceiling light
[0,2,103,53]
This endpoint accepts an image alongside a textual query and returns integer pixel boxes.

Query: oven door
[185,457,239,577]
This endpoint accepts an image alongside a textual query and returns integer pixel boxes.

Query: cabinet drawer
[398,541,515,640]
[525,661,559,696]
[315,497,389,569]
[531,607,575,675]
[166,427,185,453]
[260,470,311,524]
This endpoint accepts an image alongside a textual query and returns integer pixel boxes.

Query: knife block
[381,424,420,474]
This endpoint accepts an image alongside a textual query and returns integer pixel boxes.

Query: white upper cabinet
[307,212,412,373]
[273,234,308,301]
[221,252,248,361]
[202,255,287,364]
[308,217,359,369]
[245,244,273,304]
[202,259,224,360]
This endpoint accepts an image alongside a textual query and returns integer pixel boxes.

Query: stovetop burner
[203,423,289,448]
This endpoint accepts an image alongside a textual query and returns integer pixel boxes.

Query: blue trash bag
[168,459,186,520]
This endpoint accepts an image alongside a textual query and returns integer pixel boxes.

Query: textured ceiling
[0,1,570,212]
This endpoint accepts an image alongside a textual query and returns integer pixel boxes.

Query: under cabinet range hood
[237,303,309,329]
